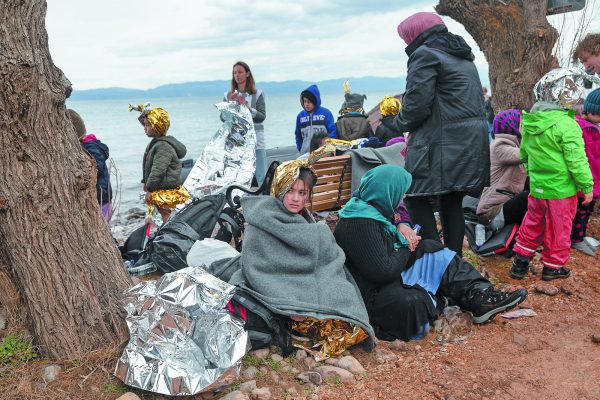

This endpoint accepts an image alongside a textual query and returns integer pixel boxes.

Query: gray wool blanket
[346,142,405,192]
[210,195,375,349]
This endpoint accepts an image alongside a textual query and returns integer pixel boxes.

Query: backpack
[226,290,293,356]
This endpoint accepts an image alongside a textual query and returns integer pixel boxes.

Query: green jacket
[142,136,187,192]
[520,103,593,199]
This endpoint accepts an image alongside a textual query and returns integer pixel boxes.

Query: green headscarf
[338,165,413,250]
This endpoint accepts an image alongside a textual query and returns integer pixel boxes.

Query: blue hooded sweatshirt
[294,84,337,154]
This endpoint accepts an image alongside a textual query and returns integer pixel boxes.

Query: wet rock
[375,347,398,364]
[221,391,248,400]
[337,355,366,375]
[42,365,62,383]
[535,284,559,296]
[250,387,271,400]
[296,371,323,385]
[242,366,259,380]
[389,339,409,352]
[314,366,355,383]
[512,332,528,346]
[116,393,141,400]
[303,356,316,370]
[252,348,270,359]
[271,354,283,362]
[592,335,600,344]
[296,349,308,360]
[239,380,256,394]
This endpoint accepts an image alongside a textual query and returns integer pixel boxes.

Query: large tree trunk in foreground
[0,1,131,359]
[436,0,558,111]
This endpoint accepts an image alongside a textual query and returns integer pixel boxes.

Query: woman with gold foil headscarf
[212,146,374,359]
[130,103,189,222]
[374,95,404,144]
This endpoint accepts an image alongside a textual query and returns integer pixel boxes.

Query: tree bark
[436,0,558,111]
[0,1,132,359]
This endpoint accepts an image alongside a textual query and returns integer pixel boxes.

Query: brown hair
[67,109,86,140]
[230,61,256,95]
[297,168,317,209]
[572,33,600,63]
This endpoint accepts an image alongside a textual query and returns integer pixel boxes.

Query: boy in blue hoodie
[295,84,337,154]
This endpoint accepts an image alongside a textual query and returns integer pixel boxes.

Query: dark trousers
[405,192,466,256]
[571,197,596,243]
[502,191,529,226]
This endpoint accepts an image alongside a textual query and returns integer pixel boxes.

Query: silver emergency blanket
[534,67,600,107]
[183,101,256,198]
[115,267,248,396]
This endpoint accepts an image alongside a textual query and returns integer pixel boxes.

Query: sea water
[67,91,393,213]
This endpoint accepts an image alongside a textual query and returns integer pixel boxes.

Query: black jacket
[395,25,490,196]
[82,138,112,204]
[374,116,402,144]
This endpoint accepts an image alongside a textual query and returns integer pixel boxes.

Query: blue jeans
[255,148,268,187]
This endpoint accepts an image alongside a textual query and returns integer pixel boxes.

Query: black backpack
[227,290,293,356]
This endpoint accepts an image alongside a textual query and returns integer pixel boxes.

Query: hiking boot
[469,288,528,324]
[572,241,596,257]
[541,266,570,281]
[510,257,530,279]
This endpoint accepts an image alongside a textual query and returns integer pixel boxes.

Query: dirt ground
[1,212,599,400]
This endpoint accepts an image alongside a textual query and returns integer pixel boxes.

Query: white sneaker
[584,236,600,249]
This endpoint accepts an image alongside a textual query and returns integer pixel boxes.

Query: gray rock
[324,358,338,366]
[250,387,271,400]
[313,365,355,383]
[242,366,259,380]
[337,355,366,375]
[296,349,308,360]
[271,354,283,362]
[221,390,248,400]
[389,339,409,352]
[303,356,316,370]
[239,380,257,394]
[375,347,398,364]
[296,371,323,385]
[115,393,141,400]
[42,365,62,383]
[535,284,559,296]
[270,371,280,382]
[251,348,270,359]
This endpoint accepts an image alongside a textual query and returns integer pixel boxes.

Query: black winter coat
[374,116,402,144]
[395,25,490,197]
[82,139,112,204]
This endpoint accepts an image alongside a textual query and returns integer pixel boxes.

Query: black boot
[510,256,530,279]
[469,287,528,324]
[542,266,570,281]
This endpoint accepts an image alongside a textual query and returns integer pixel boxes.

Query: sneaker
[584,236,600,249]
[510,257,530,279]
[469,288,528,324]
[571,241,596,256]
[541,266,570,281]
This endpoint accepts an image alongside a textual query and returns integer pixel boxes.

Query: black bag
[227,291,293,356]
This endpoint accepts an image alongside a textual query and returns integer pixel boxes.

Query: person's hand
[144,192,152,203]
[582,191,593,206]
[398,224,421,252]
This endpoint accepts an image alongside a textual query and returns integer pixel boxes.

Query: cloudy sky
[45,0,594,91]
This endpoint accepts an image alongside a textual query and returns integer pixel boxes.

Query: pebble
[560,285,573,296]
[337,355,366,375]
[303,356,317,370]
[375,347,398,364]
[116,393,141,400]
[242,366,259,380]
[414,345,422,352]
[389,339,409,352]
[252,348,270,359]
[535,284,559,296]
[250,387,271,400]
[239,380,256,394]
[220,391,248,400]
[42,365,62,383]
[313,365,355,383]
[296,371,323,385]
[296,349,308,360]
[271,354,283,362]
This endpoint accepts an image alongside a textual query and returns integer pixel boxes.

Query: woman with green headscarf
[334,165,527,341]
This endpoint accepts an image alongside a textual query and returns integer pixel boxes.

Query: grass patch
[327,375,343,387]
[265,358,282,371]
[104,382,129,394]
[0,333,37,365]
[242,353,261,367]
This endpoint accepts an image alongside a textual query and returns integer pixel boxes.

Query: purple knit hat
[397,12,445,45]
[493,109,521,138]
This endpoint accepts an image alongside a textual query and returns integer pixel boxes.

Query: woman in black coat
[395,12,490,256]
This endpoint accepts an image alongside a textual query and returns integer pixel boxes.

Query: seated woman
[333,165,527,341]
[477,109,528,228]
[211,147,375,357]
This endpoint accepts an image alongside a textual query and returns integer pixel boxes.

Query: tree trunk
[0,1,132,359]
[436,0,558,111]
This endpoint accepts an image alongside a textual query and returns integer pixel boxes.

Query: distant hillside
[69,76,407,101]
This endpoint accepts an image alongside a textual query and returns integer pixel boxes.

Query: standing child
[510,72,594,281]
[68,109,113,222]
[295,84,337,155]
[571,88,600,256]
[130,104,189,223]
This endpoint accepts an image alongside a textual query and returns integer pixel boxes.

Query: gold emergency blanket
[289,317,369,361]
[147,185,190,215]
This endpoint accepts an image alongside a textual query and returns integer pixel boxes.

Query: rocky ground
[0,209,598,400]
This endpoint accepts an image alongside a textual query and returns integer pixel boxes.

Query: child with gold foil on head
[130,103,189,223]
